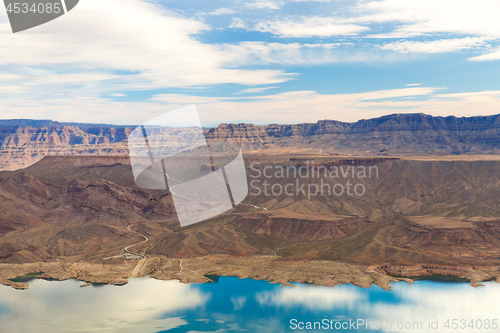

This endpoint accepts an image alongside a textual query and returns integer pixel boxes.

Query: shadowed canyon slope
[2,113,500,170]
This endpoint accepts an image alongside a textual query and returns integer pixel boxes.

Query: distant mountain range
[1,113,500,171]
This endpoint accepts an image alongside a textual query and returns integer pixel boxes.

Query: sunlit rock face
[0,122,132,171]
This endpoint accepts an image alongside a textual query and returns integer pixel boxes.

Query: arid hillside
[1,155,500,271]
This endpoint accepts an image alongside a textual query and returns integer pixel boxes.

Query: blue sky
[0,0,499,126]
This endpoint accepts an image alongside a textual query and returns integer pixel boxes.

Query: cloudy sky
[1,0,499,126]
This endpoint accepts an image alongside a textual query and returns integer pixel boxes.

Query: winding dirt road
[240,203,268,211]
[98,223,150,277]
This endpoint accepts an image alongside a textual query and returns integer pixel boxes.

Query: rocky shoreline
[1,256,499,290]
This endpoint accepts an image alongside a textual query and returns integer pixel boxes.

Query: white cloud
[381,37,486,54]
[1,0,499,126]
[347,87,440,101]
[253,16,369,37]
[221,42,403,66]
[0,0,289,101]
[352,0,500,39]
[198,7,236,16]
[236,86,279,94]
[226,0,500,45]
[169,87,500,125]
[245,1,284,10]
[229,18,248,29]
[1,85,499,126]
[468,46,500,61]
[150,94,227,104]
[228,1,500,62]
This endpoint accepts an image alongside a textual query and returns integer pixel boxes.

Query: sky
[0,0,499,126]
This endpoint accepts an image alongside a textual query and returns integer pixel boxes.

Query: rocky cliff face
[204,113,500,155]
[1,113,500,171]
[0,122,132,171]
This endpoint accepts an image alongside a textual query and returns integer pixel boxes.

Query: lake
[0,276,499,332]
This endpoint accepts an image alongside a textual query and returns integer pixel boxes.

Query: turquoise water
[0,276,499,332]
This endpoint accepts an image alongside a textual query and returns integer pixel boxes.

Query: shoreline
[2,255,499,290]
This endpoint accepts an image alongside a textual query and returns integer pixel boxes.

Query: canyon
[2,113,500,289]
[1,153,500,288]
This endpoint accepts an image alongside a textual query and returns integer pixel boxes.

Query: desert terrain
[1,151,500,289]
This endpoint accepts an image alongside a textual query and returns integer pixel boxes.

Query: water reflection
[0,276,499,332]
[256,283,364,310]
[0,277,208,333]
[367,282,500,332]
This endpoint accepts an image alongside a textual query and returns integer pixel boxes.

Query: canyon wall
[2,113,500,171]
